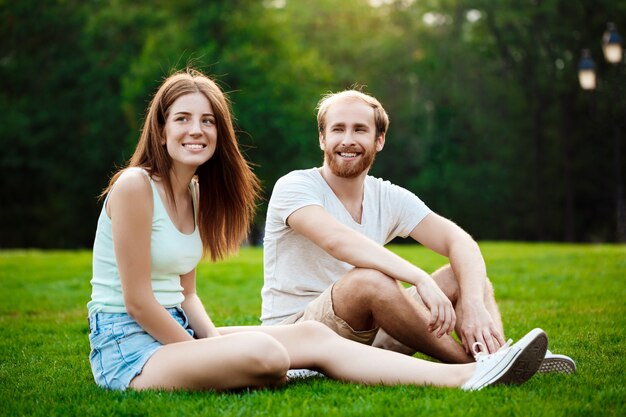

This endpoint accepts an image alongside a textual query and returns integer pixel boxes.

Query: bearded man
[260,90,575,374]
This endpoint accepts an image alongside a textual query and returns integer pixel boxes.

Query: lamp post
[578,49,596,90]
[602,22,623,64]
[580,23,625,241]
[603,23,626,242]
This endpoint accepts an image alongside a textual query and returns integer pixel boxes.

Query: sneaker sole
[538,356,576,374]
[286,369,324,379]
[491,329,548,386]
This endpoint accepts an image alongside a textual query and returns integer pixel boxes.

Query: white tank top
[88,168,202,315]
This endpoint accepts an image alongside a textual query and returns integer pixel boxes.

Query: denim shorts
[88,306,194,391]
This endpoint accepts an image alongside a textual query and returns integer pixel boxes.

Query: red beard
[324,144,377,178]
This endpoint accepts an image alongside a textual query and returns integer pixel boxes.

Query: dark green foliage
[1,0,625,247]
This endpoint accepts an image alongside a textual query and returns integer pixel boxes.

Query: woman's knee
[237,333,290,382]
[294,320,336,342]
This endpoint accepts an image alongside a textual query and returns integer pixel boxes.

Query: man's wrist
[460,295,484,307]
[411,271,432,287]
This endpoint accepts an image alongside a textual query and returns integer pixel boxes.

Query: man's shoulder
[279,167,319,180]
[365,174,406,192]
[274,168,321,188]
[364,175,424,205]
[266,168,325,223]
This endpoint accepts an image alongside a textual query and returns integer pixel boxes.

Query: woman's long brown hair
[102,69,261,261]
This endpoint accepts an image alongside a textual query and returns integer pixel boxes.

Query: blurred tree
[1,0,92,247]
[359,0,626,241]
[116,0,333,236]
[0,0,168,247]
[1,0,624,247]
[466,0,626,241]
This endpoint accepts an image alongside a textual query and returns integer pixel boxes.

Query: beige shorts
[279,283,380,345]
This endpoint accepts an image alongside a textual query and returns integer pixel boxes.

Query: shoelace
[471,342,486,360]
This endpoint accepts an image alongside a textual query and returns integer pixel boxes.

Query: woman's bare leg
[220,321,474,388]
[130,332,289,391]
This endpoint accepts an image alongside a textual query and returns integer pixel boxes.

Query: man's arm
[287,205,455,337]
[409,212,505,353]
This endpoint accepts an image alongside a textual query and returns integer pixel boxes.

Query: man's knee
[339,268,398,298]
[332,268,400,328]
[432,264,496,303]
[432,264,459,303]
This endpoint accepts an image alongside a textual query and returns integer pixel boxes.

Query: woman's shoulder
[104,168,154,218]
[111,168,153,197]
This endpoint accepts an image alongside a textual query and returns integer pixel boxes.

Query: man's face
[320,99,384,178]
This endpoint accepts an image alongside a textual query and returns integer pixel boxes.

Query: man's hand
[414,280,456,338]
[458,302,505,355]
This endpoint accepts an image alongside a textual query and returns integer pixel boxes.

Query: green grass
[1,243,625,417]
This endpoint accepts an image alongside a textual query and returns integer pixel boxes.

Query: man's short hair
[316,90,390,137]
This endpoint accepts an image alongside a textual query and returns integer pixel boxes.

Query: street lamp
[602,23,626,243]
[602,22,623,64]
[578,23,626,242]
[578,49,596,90]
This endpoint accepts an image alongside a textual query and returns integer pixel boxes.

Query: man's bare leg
[431,264,504,337]
[373,264,504,361]
[331,268,473,364]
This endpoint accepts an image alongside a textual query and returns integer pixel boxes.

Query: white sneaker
[493,340,575,374]
[286,369,324,380]
[461,328,548,391]
[538,350,576,374]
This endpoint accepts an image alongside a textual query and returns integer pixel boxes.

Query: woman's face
[163,92,218,172]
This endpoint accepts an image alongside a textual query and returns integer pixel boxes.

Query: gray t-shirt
[261,168,431,324]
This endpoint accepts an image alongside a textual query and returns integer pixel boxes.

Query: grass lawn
[0,243,624,416]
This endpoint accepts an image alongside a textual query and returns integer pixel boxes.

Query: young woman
[87,69,548,392]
